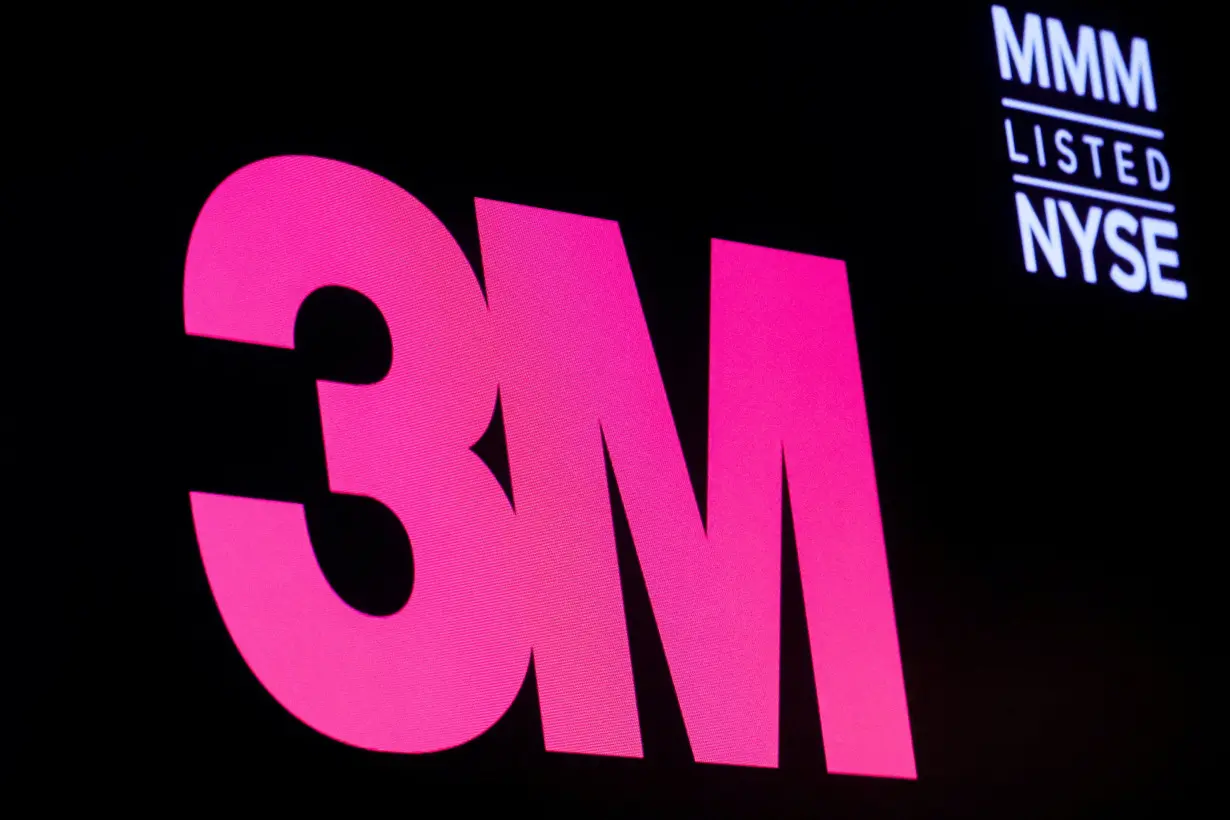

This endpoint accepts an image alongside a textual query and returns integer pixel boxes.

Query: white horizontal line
[1002,98,1164,140]
[1012,175,1175,213]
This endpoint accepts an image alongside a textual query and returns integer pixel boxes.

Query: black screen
[17,1,1213,814]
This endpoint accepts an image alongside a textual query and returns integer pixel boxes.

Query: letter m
[1047,18,1105,98]
[1100,29,1157,110]
[478,202,917,778]
[992,5,1051,87]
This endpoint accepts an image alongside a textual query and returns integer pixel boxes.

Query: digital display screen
[21,2,1209,813]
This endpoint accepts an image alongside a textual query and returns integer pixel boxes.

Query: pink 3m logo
[184,155,916,779]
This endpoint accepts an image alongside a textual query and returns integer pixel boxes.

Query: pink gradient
[184,156,642,757]
[477,204,914,777]
[184,156,531,753]
[185,155,913,777]
[476,201,779,768]
[711,240,915,778]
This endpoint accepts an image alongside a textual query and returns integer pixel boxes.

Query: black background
[14,1,1214,814]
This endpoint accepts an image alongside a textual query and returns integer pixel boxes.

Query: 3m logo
[184,156,916,779]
